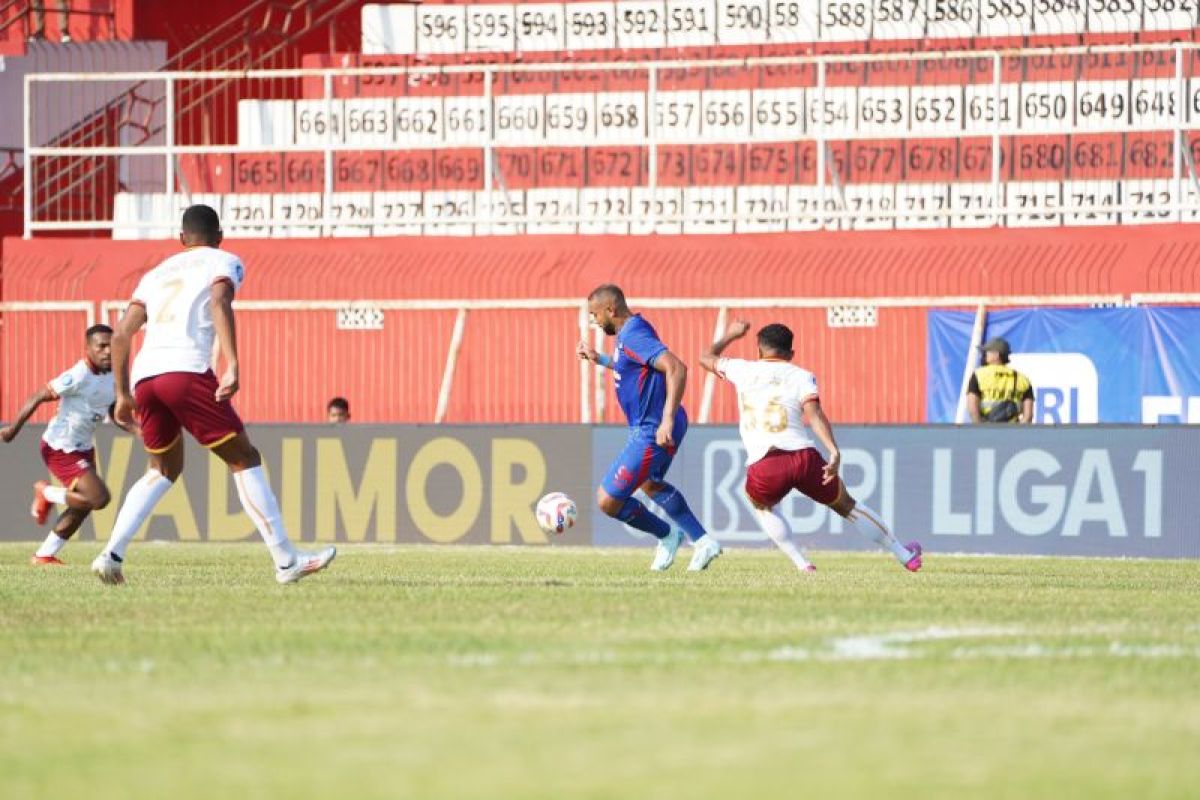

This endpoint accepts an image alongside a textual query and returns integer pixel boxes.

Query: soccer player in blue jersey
[576,284,722,571]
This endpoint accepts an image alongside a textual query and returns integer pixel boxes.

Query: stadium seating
[105,2,1200,238]
[359,1,1200,57]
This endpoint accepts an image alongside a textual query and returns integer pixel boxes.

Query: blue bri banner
[591,426,1200,559]
[927,307,1200,424]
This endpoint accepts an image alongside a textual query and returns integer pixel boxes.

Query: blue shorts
[600,416,688,502]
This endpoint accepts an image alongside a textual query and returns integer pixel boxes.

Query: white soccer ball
[536,492,577,536]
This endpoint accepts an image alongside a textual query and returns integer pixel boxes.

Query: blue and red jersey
[611,315,685,434]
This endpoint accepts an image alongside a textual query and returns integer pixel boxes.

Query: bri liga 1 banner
[926,306,1200,425]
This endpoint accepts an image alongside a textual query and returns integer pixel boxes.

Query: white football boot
[276,546,337,584]
[649,528,683,571]
[687,535,723,572]
[91,551,125,585]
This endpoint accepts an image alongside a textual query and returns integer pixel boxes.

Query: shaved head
[588,284,628,311]
[587,284,631,337]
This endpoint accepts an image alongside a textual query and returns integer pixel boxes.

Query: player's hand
[576,340,598,363]
[655,419,675,449]
[0,425,16,443]
[113,394,137,431]
[216,366,240,402]
[727,319,752,339]
[822,449,841,485]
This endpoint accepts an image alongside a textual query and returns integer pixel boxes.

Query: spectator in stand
[327,397,350,424]
[30,1,71,42]
[966,338,1035,424]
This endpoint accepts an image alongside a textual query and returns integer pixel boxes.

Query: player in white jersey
[91,204,335,585]
[1,325,131,564]
[699,321,923,573]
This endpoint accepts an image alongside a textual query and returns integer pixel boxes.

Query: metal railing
[0,0,116,41]
[23,41,1200,237]
[87,292,1159,426]
[7,293,1193,424]
[22,0,364,232]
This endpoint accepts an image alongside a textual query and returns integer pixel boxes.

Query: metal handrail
[28,0,362,218]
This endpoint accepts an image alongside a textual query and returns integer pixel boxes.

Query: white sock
[42,485,67,505]
[35,532,68,557]
[233,466,297,569]
[846,502,913,563]
[104,470,172,560]
[754,506,814,570]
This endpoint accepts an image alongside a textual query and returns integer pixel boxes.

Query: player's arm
[111,301,148,430]
[0,386,56,442]
[652,350,687,448]
[802,398,841,485]
[1019,383,1035,425]
[211,278,240,402]
[966,374,983,424]
[107,402,139,435]
[698,319,751,374]
[576,340,613,370]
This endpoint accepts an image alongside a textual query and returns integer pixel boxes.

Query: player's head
[180,204,223,248]
[756,323,794,361]
[85,323,114,372]
[327,396,350,424]
[980,337,1011,365]
[587,284,630,336]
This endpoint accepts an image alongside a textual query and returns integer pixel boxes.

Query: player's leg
[638,415,706,541]
[31,449,104,563]
[829,491,922,571]
[93,377,181,584]
[795,447,920,571]
[92,439,180,584]
[210,431,335,582]
[640,415,721,571]
[641,475,721,571]
[32,469,111,564]
[744,453,815,571]
[597,436,678,570]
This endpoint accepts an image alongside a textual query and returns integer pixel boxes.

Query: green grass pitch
[1,543,1197,799]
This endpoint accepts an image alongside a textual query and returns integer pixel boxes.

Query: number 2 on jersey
[156,279,185,324]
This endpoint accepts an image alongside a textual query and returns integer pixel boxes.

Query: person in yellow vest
[966,337,1035,424]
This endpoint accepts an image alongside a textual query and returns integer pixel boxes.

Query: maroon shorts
[40,441,96,488]
[745,447,843,509]
[134,370,244,453]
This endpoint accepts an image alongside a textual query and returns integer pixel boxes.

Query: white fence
[22,41,1200,237]
[79,292,1186,424]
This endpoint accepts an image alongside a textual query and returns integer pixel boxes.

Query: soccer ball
[536,492,577,536]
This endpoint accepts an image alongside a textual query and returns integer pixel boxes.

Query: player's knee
[232,444,261,471]
[93,486,112,510]
[641,480,667,496]
[596,488,622,517]
[155,464,182,482]
[829,495,855,519]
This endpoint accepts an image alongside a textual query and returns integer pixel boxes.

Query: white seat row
[237,76,1200,149]
[362,1,1200,56]
[113,179,1200,239]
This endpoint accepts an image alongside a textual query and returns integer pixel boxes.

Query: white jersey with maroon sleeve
[716,357,820,465]
[42,359,115,453]
[129,246,244,386]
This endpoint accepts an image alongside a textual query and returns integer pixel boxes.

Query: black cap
[980,337,1011,357]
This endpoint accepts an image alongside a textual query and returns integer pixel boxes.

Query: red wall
[4,225,1199,424]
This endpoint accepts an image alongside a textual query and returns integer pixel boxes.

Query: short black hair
[327,397,350,413]
[86,323,113,340]
[588,284,627,308]
[757,323,794,354]
[181,204,221,239]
